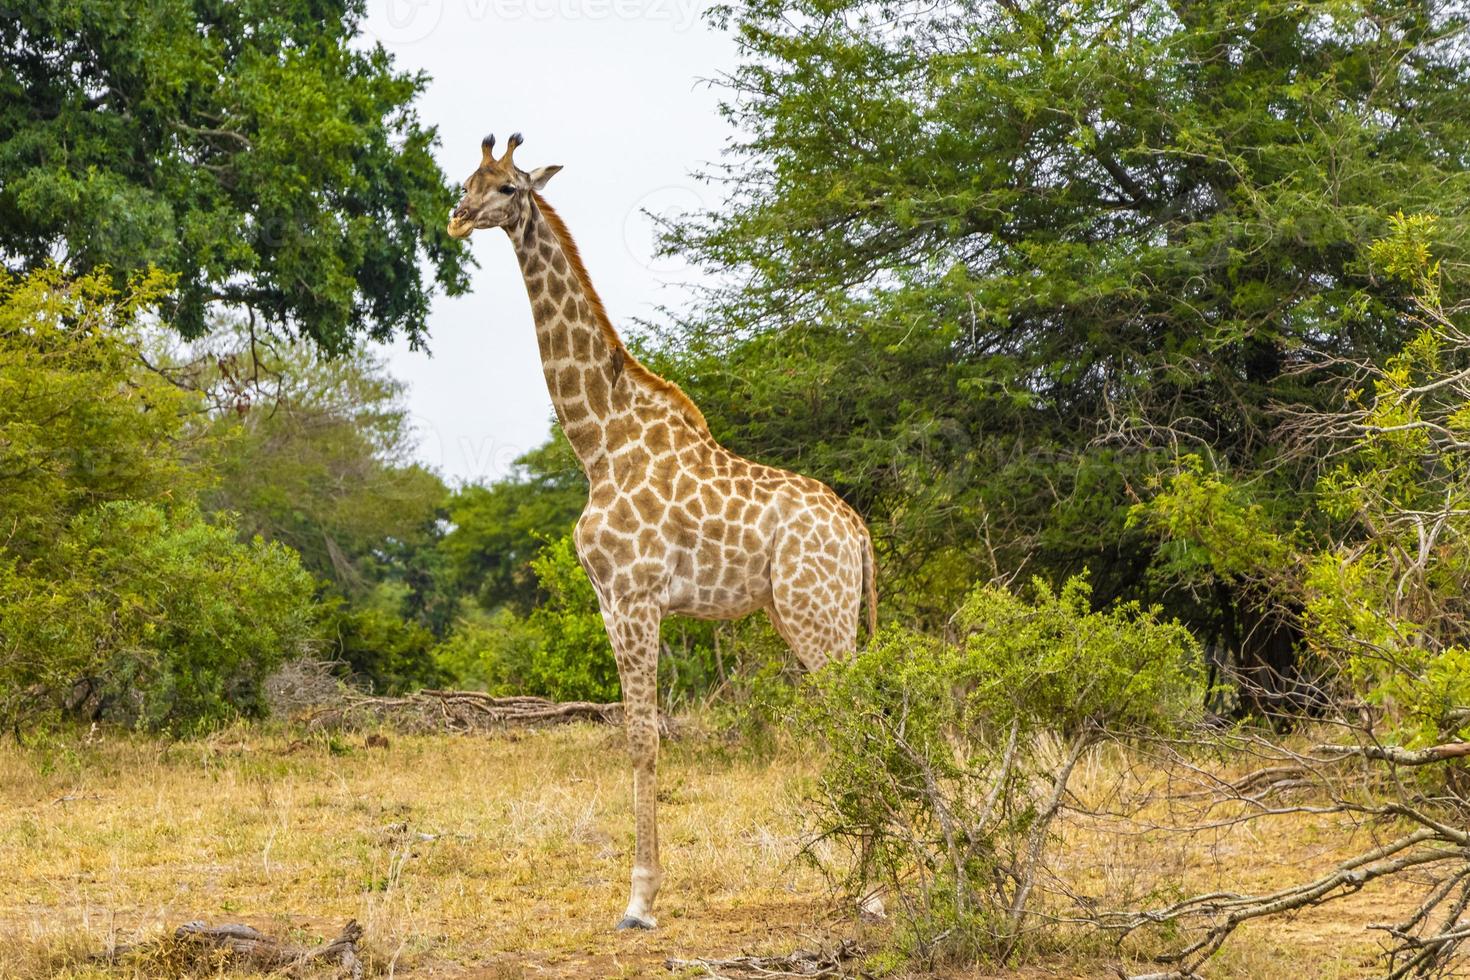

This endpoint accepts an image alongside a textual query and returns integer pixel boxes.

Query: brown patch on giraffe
[623,441,654,467]
[645,422,673,456]
[607,497,639,533]
[571,328,592,360]
[631,488,665,524]
[588,483,616,508]
[604,416,636,448]
[584,371,610,416]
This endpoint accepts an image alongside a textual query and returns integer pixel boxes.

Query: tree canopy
[0,0,470,350]
[660,0,1470,647]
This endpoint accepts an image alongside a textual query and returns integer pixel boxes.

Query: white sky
[360,0,737,484]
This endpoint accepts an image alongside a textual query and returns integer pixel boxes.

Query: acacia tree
[0,0,469,350]
[662,0,1470,689]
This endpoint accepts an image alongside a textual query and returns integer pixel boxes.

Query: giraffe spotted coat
[449,132,876,930]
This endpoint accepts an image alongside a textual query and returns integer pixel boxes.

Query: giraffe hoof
[616,916,655,931]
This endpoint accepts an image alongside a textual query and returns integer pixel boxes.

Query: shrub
[432,532,731,704]
[801,575,1202,964]
[319,597,445,695]
[0,268,320,732]
[434,535,620,702]
[2,502,318,732]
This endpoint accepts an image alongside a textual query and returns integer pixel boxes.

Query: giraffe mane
[533,194,710,435]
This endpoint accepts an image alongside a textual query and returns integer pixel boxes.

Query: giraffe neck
[508,197,631,471]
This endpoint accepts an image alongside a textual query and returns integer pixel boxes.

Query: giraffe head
[447,132,563,239]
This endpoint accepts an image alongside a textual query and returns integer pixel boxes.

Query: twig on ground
[666,939,867,978]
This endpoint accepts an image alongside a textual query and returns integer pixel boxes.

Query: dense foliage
[0,269,318,731]
[655,0,1470,703]
[3,0,1469,768]
[0,0,470,349]
[1135,216,1470,744]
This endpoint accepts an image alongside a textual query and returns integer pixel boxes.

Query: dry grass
[0,723,1436,978]
[0,724,833,979]
[1049,738,1430,979]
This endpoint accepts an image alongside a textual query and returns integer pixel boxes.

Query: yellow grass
[0,723,1432,978]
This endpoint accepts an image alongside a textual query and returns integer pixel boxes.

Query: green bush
[0,268,320,732]
[801,575,1202,964]
[2,502,318,732]
[434,535,620,702]
[319,596,445,695]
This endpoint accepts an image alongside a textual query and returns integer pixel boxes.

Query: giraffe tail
[861,527,878,642]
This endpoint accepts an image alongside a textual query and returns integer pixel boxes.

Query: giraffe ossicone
[449,132,877,930]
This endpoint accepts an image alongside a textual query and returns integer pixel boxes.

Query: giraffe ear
[529,165,563,190]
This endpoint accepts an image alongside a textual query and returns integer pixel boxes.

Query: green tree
[0,267,197,557]
[0,268,319,730]
[0,0,470,349]
[440,431,587,615]
[663,0,1470,670]
[197,333,448,602]
[182,329,458,690]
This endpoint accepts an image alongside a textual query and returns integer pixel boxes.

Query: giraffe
[447,132,876,930]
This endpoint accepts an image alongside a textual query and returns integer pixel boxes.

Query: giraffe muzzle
[447,206,476,238]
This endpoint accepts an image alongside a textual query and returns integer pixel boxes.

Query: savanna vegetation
[5,0,1470,976]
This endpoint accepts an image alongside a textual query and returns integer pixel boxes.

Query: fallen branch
[1313,741,1470,767]
[102,919,363,978]
[301,688,628,734]
[666,939,867,978]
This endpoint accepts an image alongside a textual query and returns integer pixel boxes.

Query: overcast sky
[360,0,737,483]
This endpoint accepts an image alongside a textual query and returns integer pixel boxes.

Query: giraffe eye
[499,184,516,194]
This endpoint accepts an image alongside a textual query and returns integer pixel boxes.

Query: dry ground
[0,723,1438,978]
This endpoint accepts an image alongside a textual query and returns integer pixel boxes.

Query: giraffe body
[449,133,875,929]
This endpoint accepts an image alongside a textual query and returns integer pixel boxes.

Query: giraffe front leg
[606,604,663,931]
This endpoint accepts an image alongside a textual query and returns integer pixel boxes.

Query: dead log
[1313,740,1470,766]
[102,919,363,977]
[300,688,625,734]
